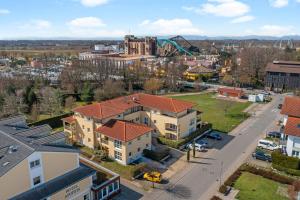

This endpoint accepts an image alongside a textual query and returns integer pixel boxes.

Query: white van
[257,139,280,151]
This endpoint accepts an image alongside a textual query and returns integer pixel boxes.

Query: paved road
[136,94,284,200]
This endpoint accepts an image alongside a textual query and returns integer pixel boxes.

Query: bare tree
[144,78,163,94]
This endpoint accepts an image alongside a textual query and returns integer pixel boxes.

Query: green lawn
[171,93,251,132]
[234,172,289,200]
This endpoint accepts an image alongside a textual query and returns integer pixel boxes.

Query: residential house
[281,96,300,158]
[63,93,199,164]
[0,116,120,200]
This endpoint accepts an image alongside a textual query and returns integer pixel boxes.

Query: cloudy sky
[0,0,299,39]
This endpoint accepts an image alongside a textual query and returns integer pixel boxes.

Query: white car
[257,139,281,151]
[187,143,206,152]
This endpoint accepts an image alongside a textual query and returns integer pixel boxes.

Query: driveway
[139,94,284,200]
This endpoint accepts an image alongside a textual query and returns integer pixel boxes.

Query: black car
[207,132,222,140]
[267,131,281,138]
[252,151,272,162]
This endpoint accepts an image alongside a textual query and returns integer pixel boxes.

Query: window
[30,159,40,169]
[170,124,177,130]
[137,147,141,152]
[146,144,149,148]
[82,125,85,129]
[129,152,132,157]
[144,117,149,125]
[109,183,114,193]
[102,187,107,197]
[113,181,119,190]
[114,151,122,160]
[292,150,300,157]
[136,117,139,121]
[146,133,149,137]
[87,128,90,132]
[128,141,132,145]
[154,120,157,124]
[84,194,90,200]
[190,119,195,126]
[88,138,91,142]
[114,140,122,149]
[33,176,41,186]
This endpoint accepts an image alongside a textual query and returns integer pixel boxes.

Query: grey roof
[0,116,78,177]
[9,164,96,200]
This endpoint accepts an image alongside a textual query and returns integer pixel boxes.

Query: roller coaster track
[157,35,200,57]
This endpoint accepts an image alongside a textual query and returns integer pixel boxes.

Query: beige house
[0,116,120,200]
[63,93,199,164]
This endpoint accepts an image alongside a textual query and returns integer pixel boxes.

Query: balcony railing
[165,127,177,132]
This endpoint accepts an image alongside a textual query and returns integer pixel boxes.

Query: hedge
[143,149,170,162]
[219,164,296,194]
[211,196,222,200]
[272,150,300,170]
[273,164,300,177]
[28,112,73,129]
[158,123,212,149]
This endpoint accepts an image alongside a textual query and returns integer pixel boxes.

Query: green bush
[28,112,73,129]
[158,123,212,149]
[272,151,300,170]
[272,164,300,177]
[143,149,170,162]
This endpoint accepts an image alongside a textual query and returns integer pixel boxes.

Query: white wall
[286,135,300,158]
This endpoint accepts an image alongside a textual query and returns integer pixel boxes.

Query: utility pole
[193,140,196,158]
[187,149,190,162]
[219,161,224,188]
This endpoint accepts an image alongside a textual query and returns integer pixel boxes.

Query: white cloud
[0,9,10,14]
[260,25,295,36]
[185,0,250,17]
[269,0,289,8]
[230,15,255,23]
[20,20,51,30]
[80,0,108,7]
[68,17,106,28]
[139,18,204,35]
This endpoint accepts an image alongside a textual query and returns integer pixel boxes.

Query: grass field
[171,93,251,133]
[234,172,289,200]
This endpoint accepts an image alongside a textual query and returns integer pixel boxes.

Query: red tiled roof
[132,93,195,113]
[218,87,244,95]
[62,116,76,123]
[73,93,195,119]
[96,119,153,142]
[74,103,124,119]
[281,96,300,118]
[284,117,300,137]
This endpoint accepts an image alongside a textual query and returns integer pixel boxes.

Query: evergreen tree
[80,82,93,102]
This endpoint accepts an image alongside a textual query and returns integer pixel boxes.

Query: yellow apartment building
[63,93,199,164]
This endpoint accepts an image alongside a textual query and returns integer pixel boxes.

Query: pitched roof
[281,96,300,117]
[62,116,76,124]
[284,117,300,137]
[73,93,195,120]
[218,87,244,95]
[96,119,152,142]
[265,61,300,74]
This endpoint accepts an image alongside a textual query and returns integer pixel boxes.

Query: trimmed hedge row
[143,149,170,162]
[273,164,300,177]
[219,164,296,194]
[158,123,212,149]
[272,150,300,170]
[28,112,73,129]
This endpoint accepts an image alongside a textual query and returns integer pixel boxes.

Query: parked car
[187,143,206,152]
[257,139,280,151]
[252,150,272,162]
[267,131,281,138]
[207,132,222,140]
[196,140,209,148]
[143,171,162,183]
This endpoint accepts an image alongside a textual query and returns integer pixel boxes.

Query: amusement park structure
[157,35,200,57]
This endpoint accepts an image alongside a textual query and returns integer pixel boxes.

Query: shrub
[224,170,242,187]
[219,184,227,194]
[143,149,170,162]
[131,163,147,178]
[273,164,300,177]
[272,151,300,170]
[158,123,212,149]
[211,196,222,200]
